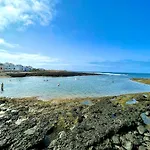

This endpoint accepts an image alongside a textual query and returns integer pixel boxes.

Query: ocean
[0,72,150,99]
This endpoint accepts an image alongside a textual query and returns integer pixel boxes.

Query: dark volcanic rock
[0,93,150,150]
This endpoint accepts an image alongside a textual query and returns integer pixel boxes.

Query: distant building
[4,63,15,71]
[23,66,33,72]
[15,65,23,71]
[0,63,4,71]
[0,62,34,72]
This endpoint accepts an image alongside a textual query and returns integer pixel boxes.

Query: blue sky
[0,0,150,73]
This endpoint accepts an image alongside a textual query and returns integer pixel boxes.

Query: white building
[15,65,23,71]
[0,62,33,72]
[4,63,15,71]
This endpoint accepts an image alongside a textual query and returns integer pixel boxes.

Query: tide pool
[0,74,150,99]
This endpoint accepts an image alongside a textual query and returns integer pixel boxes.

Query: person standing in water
[1,83,4,91]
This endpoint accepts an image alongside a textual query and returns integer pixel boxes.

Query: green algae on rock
[0,92,150,149]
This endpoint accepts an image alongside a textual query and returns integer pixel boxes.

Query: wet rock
[123,141,133,150]
[137,125,147,134]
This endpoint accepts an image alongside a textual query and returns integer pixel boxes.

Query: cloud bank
[0,49,59,67]
[0,0,58,30]
[0,38,19,48]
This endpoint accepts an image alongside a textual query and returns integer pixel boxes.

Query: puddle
[126,99,138,105]
[81,100,93,106]
[141,113,150,125]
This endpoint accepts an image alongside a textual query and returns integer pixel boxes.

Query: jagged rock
[137,125,147,134]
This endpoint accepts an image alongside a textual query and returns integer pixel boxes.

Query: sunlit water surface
[0,73,150,99]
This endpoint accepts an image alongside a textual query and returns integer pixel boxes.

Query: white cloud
[0,38,19,48]
[0,49,59,67]
[0,0,58,31]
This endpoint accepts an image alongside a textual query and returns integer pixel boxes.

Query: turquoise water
[0,73,150,99]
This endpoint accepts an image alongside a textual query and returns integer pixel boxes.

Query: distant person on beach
[1,83,4,91]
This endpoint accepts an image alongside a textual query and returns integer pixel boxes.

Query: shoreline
[131,78,150,85]
[5,71,99,77]
[0,92,150,149]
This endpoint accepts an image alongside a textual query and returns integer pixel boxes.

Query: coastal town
[0,62,33,72]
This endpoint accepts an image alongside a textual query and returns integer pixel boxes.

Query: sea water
[0,73,150,99]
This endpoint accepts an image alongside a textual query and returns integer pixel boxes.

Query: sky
[0,0,150,73]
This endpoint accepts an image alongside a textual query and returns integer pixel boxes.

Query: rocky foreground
[0,93,150,150]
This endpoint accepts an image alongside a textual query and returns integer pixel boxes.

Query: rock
[58,131,66,139]
[112,135,120,144]
[134,131,138,135]
[145,141,150,149]
[123,141,133,150]
[125,133,134,142]
[137,125,147,134]
[139,145,146,150]
[11,109,19,115]
[15,118,27,125]
[0,104,5,108]
[145,111,150,116]
[143,136,150,141]
[0,111,5,118]
[24,126,37,135]
[0,139,7,147]
[144,133,150,137]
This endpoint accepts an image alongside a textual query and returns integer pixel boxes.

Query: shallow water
[0,74,150,99]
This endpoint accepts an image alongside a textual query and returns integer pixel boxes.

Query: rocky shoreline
[0,93,150,150]
[6,71,99,77]
[131,78,150,85]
